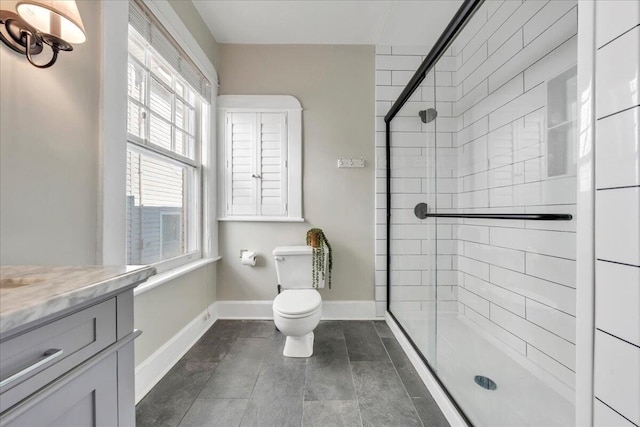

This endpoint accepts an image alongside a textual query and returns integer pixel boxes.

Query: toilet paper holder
[239,249,257,266]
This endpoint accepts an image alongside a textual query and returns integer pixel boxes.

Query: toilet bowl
[273,289,322,357]
[272,245,327,358]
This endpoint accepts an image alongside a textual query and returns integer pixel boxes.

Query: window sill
[134,256,221,296]
[217,217,305,223]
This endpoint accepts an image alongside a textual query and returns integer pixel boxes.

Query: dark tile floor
[136,320,449,427]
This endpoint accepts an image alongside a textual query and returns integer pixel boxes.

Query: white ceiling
[192,0,463,46]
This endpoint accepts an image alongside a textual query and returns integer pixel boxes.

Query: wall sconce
[0,0,86,68]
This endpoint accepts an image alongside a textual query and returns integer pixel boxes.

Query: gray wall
[134,263,217,365]
[0,0,101,265]
[217,44,375,301]
[168,0,220,70]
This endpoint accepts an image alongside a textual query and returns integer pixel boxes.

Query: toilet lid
[273,290,321,316]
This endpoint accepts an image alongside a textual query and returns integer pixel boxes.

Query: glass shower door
[386,1,579,426]
[388,68,437,366]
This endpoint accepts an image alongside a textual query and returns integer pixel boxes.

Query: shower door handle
[413,203,572,221]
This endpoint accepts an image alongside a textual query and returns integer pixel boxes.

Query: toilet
[272,245,326,357]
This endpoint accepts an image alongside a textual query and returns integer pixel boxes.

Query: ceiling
[192,0,463,46]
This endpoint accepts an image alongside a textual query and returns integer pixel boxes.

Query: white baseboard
[135,302,217,403]
[216,300,381,320]
[385,312,468,427]
[216,300,272,319]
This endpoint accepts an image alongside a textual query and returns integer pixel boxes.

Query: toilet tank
[273,245,327,289]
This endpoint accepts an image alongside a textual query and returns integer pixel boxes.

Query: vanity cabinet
[2,353,119,427]
[0,270,149,427]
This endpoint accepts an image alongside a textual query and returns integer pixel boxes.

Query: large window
[126,1,210,268]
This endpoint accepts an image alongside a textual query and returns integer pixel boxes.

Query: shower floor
[393,311,575,427]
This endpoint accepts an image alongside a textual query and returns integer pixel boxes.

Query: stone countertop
[0,265,156,334]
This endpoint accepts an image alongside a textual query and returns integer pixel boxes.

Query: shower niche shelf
[546,66,578,178]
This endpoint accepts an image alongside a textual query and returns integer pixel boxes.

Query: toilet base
[283,331,314,358]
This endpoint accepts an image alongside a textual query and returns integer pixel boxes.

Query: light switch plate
[337,157,365,168]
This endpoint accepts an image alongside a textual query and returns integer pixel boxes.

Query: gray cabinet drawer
[0,353,118,427]
[0,299,116,413]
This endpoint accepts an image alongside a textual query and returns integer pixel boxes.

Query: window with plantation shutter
[218,96,303,222]
[226,112,288,216]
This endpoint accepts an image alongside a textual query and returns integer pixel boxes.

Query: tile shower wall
[451,0,578,388]
[592,2,640,426]
[376,0,580,388]
[374,45,458,319]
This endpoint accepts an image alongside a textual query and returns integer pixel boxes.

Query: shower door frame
[384,1,484,425]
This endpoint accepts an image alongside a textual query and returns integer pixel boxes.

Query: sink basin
[0,278,44,289]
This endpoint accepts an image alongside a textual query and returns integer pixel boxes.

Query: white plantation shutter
[225,112,288,216]
[259,113,288,216]
[227,113,257,215]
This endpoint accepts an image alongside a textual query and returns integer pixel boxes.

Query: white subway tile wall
[375,43,458,321]
[594,331,640,426]
[453,0,578,387]
[376,0,581,389]
[593,3,640,425]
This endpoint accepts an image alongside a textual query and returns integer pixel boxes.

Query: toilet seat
[273,290,321,318]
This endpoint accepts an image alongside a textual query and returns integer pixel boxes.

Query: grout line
[456,5,575,105]
[300,359,308,427]
[460,16,573,114]
[463,304,576,373]
[172,325,235,426]
[594,397,640,427]
[523,5,576,52]
[464,292,576,345]
[596,104,640,121]
[377,327,426,427]
[596,328,640,350]
[456,254,577,293]
[344,321,366,427]
[524,342,576,373]
[596,23,640,50]
[464,304,525,345]
[451,6,488,65]
[458,88,545,147]
[175,324,237,426]
[596,184,640,191]
[596,259,640,269]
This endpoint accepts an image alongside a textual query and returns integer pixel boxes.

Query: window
[126,0,210,269]
[218,95,303,222]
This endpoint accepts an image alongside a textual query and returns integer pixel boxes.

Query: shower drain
[474,375,497,391]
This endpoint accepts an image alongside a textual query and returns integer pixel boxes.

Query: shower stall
[384,1,579,425]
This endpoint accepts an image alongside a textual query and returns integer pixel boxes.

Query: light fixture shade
[16,0,86,44]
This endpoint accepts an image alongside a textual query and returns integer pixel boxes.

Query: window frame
[99,0,218,271]
[126,24,205,273]
[217,95,303,222]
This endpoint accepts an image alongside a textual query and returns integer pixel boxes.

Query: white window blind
[126,5,209,269]
[129,0,211,101]
[225,112,288,217]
